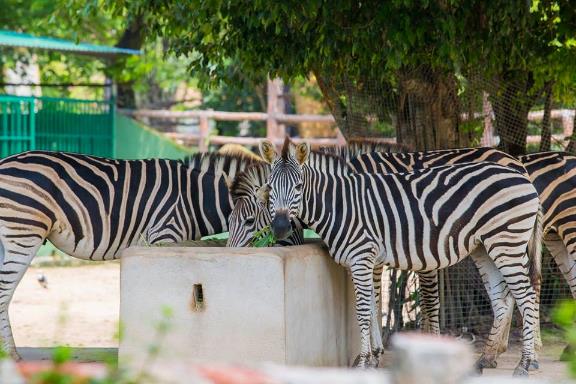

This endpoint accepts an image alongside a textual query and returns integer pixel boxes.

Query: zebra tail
[528,204,543,297]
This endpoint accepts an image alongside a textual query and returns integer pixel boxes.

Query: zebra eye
[245,217,255,226]
[295,183,302,192]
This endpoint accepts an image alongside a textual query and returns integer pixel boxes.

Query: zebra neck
[299,167,353,240]
[185,170,233,240]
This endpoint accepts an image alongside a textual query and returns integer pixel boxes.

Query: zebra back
[348,147,528,177]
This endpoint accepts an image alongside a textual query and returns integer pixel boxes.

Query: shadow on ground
[19,347,118,362]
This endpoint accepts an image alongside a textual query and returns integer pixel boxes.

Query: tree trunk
[539,82,553,152]
[566,110,576,154]
[396,68,468,151]
[313,71,348,134]
[490,71,545,156]
[112,14,145,109]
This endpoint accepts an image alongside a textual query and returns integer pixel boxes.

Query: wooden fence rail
[121,107,576,151]
[119,108,352,151]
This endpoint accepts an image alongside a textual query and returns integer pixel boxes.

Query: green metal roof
[0,30,141,57]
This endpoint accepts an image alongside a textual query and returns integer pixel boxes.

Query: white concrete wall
[119,243,357,370]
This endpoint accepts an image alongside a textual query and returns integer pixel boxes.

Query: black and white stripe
[229,144,542,369]
[520,151,576,297]
[261,139,541,375]
[0,150,255,358]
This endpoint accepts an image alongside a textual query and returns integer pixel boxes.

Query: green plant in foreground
[250,226,277,247]
[30,346,74,384]
[552,299,576,377]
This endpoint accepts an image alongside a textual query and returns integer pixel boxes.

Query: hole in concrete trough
[191,283,205,311]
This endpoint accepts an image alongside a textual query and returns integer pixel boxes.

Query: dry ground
[8,264,575,382]
[11,263,120,350]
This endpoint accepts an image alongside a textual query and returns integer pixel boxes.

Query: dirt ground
[8,264,575,382]
[11,263,120,349]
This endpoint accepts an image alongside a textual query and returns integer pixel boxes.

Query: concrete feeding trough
[119,241,360,370]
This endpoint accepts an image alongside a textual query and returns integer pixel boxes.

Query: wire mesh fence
[379,250,573,344]
[312,67,575,154]
[314,67,576,343]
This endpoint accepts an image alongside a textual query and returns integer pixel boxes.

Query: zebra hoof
[372,347,384,358]
[352,354,371,368]
[529,359,539,370]
[475,356,496,370]
[513,366,529,377]
[473,361,484,375]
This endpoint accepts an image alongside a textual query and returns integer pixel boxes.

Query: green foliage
[553,300,576,377]
[250,226,277,247]
[0,346,7,360]
[113,0,575,100]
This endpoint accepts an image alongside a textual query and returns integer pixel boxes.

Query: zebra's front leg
[0,236,42,360]
[416,271,440,335]
[350,259,378,368]
[546,237,576,299]
[546,237,576,362]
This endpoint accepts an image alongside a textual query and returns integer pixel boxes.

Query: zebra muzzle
[271,212,292,240]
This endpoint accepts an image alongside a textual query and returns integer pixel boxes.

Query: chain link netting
[309,68,575,342]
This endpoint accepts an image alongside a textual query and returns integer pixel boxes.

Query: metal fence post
[29,99,36,150]
[110,96,116,158]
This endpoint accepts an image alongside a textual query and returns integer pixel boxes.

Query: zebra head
[259,138,310,240]
[226,164,273,247]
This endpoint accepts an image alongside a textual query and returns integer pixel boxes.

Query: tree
[109,0,575,152]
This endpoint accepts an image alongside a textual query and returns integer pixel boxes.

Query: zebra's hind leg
[469,249,515,371]
[0,232,44,360]
[350,257,379,368]
[489,249,537,377]
[416,271,440,335]
[370,262,385,363]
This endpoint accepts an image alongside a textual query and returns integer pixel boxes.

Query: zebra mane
[321,138,410,161]
[306,149,349,174]
[229,162,270,202]
[185,152,265,178]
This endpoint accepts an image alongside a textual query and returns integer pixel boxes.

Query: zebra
[345,149,575,302]
[260,138,541,375]
[227,162,304,247]
[519,152,576,298]
[228,144,543,370]
[226,140,408,247]
[0,150,257,359]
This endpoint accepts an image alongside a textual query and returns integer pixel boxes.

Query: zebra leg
[470,249,515,371]
[0,233,44,360]
[416,271,440,334]
[350,259,378,368]
[370,262,384,360]
[545,237,576,361]
[546,237,576,298]
[489,251,537,377]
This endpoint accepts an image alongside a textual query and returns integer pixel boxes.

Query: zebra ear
[295,142,310,165]
[259,140,277,164]
[256,184,270,204]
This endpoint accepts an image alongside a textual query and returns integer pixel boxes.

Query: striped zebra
[260,139,541,375]
[0,150,256,359]
[520,152,576,298]
[228,144,542,369]
[227,162,304,247]
[226,140,407,247]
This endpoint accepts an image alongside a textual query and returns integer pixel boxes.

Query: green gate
[0,95,115,158]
